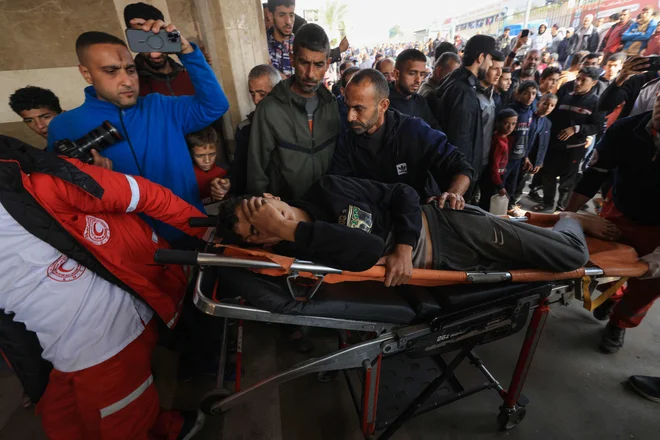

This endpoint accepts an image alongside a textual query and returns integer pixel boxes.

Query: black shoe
[628,376,660,403]
[593,298,617,321]
[177,410,206,440]
[528,190,543,204]
[599,323,625,354]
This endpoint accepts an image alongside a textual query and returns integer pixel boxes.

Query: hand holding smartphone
[126,28,182,53]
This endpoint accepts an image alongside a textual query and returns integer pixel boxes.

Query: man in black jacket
[436,35,497,198]
[329,69,472,208]
[215,175,602,288]
[565,95,660,354]
[388,49,441,129]
[535,67,606,211]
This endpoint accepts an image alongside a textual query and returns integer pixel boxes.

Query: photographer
[47,19,228,244]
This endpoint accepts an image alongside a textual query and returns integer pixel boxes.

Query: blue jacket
[328,109,473,201]
[621,20,657,52]
[47,45,228,242]
[527,113,551,166]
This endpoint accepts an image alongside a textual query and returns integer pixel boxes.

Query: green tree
[389,25,403,39]
[321,0,349,36]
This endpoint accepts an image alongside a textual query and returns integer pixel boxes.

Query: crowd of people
[1,0,660,438]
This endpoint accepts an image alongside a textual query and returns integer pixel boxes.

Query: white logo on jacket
[84,215,110,245]
[396,163,408,175]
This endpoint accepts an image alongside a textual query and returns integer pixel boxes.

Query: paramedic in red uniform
[0,135,206,439]
[566,94,660,354]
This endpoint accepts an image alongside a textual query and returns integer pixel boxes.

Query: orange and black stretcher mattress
[209,213,648,286]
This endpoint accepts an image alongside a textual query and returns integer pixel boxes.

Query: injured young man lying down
[216,175,619,287]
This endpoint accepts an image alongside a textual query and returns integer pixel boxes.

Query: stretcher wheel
[497,406,527,431]
[316,370,339,383]
[200,388,233,415]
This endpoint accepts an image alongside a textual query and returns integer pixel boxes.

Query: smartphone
[125,28,182,53]
[520,29,530,38]
[645,55,660,71]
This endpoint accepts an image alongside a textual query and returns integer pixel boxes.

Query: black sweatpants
[424,204,590,273]
[541,147,586,208]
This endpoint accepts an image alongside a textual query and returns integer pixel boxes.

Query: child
[514,93,558,204]
[186,127,230,205]
[479,108,518,211]
[504,80,537,209]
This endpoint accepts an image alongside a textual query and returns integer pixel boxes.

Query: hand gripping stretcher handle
[189,216,217,228]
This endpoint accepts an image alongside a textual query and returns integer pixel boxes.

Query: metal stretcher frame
[160,250,619,438]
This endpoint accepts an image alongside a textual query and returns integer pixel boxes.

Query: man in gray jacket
[247,23,341,199]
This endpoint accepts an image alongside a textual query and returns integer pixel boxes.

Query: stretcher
[154,213,648,438]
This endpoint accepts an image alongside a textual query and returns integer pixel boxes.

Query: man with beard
[570,14,600,54]
[329,69,472,207]
[436,35,497,198]
[247,24,340,199]
[267,0,296,77]
[388,49,441,130]
[504,42,541,103]
[47,25,228,244]
[123,3,195,96]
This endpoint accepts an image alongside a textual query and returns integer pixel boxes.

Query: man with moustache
[329,69,472,208]
[504,41,541,102]
[436,35,497,198]
[248,24,340,199]
[47,23,228,244]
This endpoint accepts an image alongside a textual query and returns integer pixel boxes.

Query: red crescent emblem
[47,255,86,282]
[83,216,110,245]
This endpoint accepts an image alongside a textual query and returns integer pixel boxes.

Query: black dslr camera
[54,121,123,164]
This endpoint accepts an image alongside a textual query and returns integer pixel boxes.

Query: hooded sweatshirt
[134,54,195,97]
[247,76,340,199]
[531,22,553,51]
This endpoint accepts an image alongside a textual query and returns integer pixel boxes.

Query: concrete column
[193,0,269,145]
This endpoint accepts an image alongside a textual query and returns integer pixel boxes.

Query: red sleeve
[490,136,504,186]
[56,159,207,239]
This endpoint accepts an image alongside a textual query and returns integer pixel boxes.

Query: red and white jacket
[0,135,206,329]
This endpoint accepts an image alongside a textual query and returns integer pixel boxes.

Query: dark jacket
[435,67,483,170]
[507,70,541,108]
[329,109,473,200]
[229,112,254,195]
[574,112,660,225]
[506,101,534,160]
[388,83,440,130]
[135,54,195,97]
[557,77,608,100]
[275,175,421,271]
[247,76,340,199]
[598,71,659,120]
[557,37,572,62]
[527,113,552,166]
[548,89,605,150]
[569,27,600,53]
